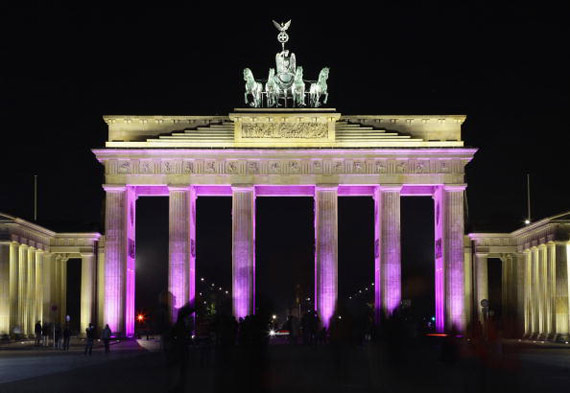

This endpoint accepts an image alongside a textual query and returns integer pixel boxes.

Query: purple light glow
[433,187,445,333]
[378,186,401,316]
[374,190,381,322]
[314,186,338,328]
[188,189,197,311]
[443,186,466,332]
[169,187,191,323]
[125,188,137,337]
[232,187,255,319]
[103,186,127,335]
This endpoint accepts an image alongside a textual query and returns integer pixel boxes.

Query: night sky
[0,3,567,319]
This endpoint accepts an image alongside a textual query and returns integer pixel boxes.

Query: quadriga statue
[265,68,280,108]
[309,67,330,107]
[243,68,263,108]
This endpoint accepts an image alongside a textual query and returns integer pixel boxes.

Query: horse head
[243,68,254,82]
[319,67,330,82]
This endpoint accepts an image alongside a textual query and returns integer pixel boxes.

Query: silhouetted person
[84,323,95,355]
[301,311,311,345]
[102,324,112,353]
[63,323,71,350]
[54,323,61,349]
[41,322,49,347]
[166,304,194,393]
[35,321,42,346]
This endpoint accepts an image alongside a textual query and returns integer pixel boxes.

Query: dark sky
[0,3,567,317]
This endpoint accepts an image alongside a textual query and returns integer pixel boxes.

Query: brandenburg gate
[91,21,476,337]
[93,109,475,336]
[1,21,568,341]
[1,21,478,338]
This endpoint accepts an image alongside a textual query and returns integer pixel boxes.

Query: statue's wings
[272,20,291,31]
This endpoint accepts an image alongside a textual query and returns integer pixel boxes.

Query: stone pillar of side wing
[314,185,338,329]
[0,242,10,335]
[553,241,569,342]
[232,185,256,320]
[475,253,488,327]
[80,252,96,335]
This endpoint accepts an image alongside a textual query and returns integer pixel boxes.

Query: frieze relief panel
[104,157,469,176]
[241,122,328,139]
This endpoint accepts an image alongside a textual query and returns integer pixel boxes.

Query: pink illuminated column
[103,185,136,337]
[232,186,255,319]
[374,185,402,319]
[314,185,338,328]
[168,186,196,322]
[436,185,467,332]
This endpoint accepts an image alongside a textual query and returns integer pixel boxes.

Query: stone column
[314,185,338,328]
[513,253,525,337]
[475,253,488,325]
[523,249,532,337]
[80,253,96,334]
[168,186,196,322]
[531,247,540,337]
[97,239,105,331]
[442,185,466,332]
[103,185,136,337]
[553,241,569,341]
[0,242,10,335]
[18,244,28,335]
[9,242,19,334]
[374,185,401,318]
[41,252,53,323]
[433,188,444,332]
[60,256,67,326]
[27,246,36,334]
[547,242,557,339]
[232,185,256,319]
[538,244,549,338]
[463,240,473,332]
[35,250,44,324]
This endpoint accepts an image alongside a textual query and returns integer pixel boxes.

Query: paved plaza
[1,338,569,393]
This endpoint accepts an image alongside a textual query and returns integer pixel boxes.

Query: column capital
[377,184,403,192]
[443,184,467,192]
[475,252,489,257]
[103,184,127,192]
[80,252,95,258]
[231,184,255,191]
[315,184,339,191]
[168,185,190,192]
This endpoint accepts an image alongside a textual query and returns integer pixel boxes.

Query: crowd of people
[28,320,113,355]
[32,320,72,350]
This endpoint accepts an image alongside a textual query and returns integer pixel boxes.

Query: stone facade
[467,212,570,341]
[0,213,101,336]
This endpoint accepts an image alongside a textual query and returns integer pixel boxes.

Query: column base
[553,333,570,343]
